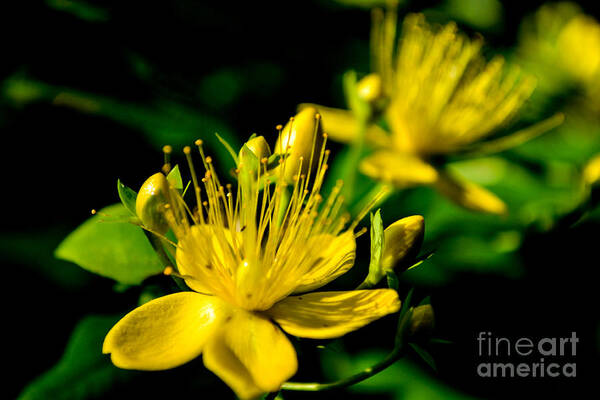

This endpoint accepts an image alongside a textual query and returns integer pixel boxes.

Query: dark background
[2,0,598,398]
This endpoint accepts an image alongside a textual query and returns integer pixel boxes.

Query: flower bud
[242,135,272,161]
[135,172,170,234]
[274,107,324,183]
[382,215,425,272]
[408,304,435,339]
[583,153,600,187]
[357,73,383,104]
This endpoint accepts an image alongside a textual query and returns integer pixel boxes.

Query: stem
[281,305,414,392]
[281,345,406,392]
[350,182,395,219]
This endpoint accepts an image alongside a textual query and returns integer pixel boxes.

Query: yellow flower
[303,10,562,215]
[103,110,401,399]
[519,2,600,96]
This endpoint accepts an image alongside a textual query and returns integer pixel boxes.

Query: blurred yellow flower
[103,109,401,399]
[304,9,562,215]
[519,2,600,97]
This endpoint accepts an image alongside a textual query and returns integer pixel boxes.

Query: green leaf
[215,132,239,165]
[166,165,183,190]
[117,179,137,216]
[55,204,164,284]
[18,314,138,400]
[409,343,437,372]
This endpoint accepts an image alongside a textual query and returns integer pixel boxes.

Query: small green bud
[274,107,324,183]
[135,172,170,234]
[408,304,435,339]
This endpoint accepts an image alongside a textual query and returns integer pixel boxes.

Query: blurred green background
[3,0,598,399]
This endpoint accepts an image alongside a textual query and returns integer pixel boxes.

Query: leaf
[369,209,384,275]
[166,165,183,190]
[18,314,138,400]
[409,343,437,372]
[117,179,137,216]
[215,132,239,165]
[55,204,164,284]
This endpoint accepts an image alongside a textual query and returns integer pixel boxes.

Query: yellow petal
[204,309,297,396]
[359,151,438,187]
[298,103,391,147]
[176,224,239,297]
[267,289,401,339]
[292,230,356,294]
[202,336,264,400]
[434,169,508,215]
[103,292,224,370]
[382,215,425,271]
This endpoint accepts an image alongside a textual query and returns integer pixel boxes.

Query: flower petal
[359,151,438,187]
[292,230,356,294]
[103,292,224,370]
[267,289,401,339]
[204,309,297,397]
[177,224,240,297]
[434,169,508,215]
[298,103,391,147]
[202,337,264,400]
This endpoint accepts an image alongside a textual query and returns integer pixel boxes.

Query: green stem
[350,182,395,219]
[281,305,414,392]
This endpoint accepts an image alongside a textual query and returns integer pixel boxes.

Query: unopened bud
[243,135,272,161]
[357,73,383,104]
[135,172,170,234]
[408,304,435,339]
[274,107,324,183]
[583,154,600,186]
[382,215,425,272]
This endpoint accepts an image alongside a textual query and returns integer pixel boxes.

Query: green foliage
[55,204,163,284]
[116,179,137,217]
[166,165,184,191]
[18,314,137,400]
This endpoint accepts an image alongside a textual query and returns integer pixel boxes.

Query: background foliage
[3,0,598,398]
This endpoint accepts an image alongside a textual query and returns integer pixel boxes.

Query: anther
[206,156,213,163]
[183,146,192,154]
[195,139,203,146]
[276,124,283,131]
[315,113,321,120]
[323,133,328,139]
[261,157,268,164]
[163,266,174,276]
[91,209,97,215]
[162,145,173,154]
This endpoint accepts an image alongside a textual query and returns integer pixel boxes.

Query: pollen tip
[163,266,174,276]
[183,146,192,154]
[315,113,321,120]
[195,139,203,146]
[323,132,328,139]
[162,145,173,154]
[206,156,213,163]
[91,209,97,215]
[261,157,268,164]
[276,124,283,131]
